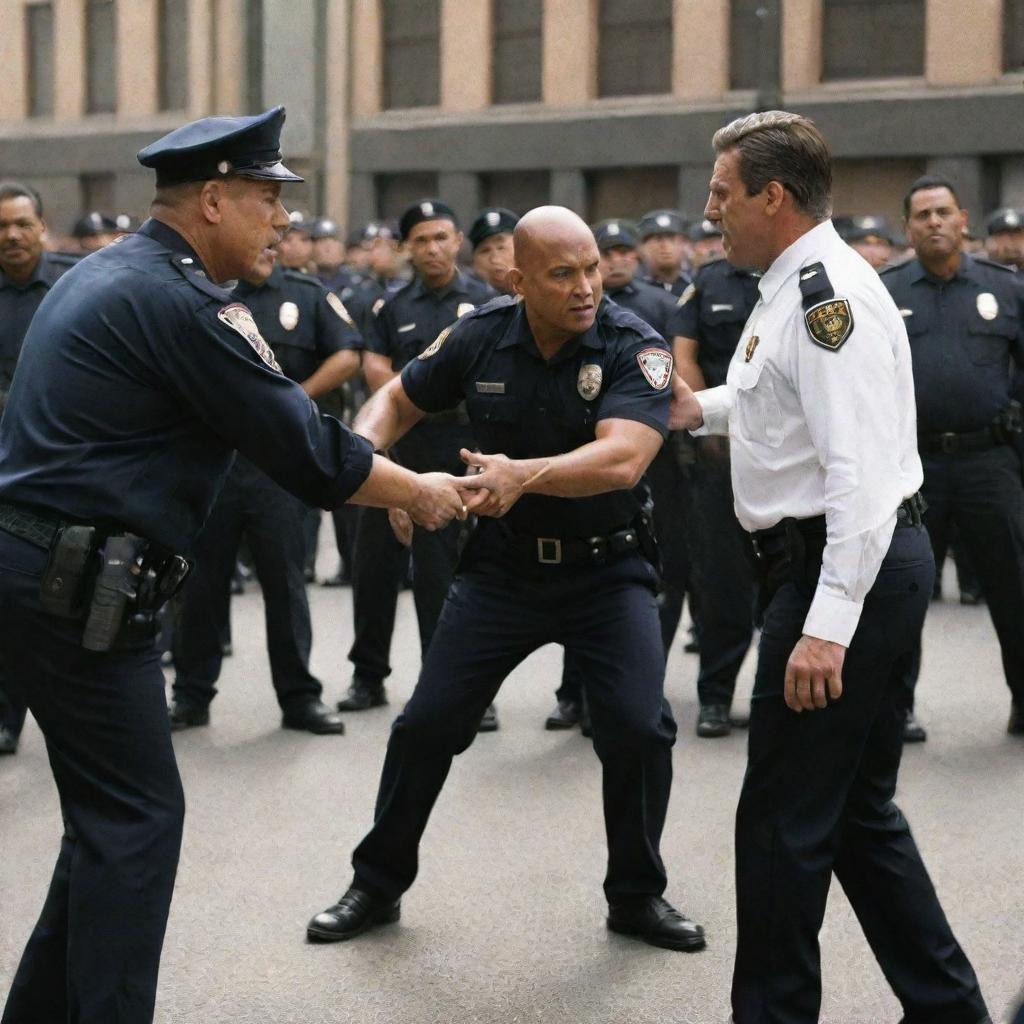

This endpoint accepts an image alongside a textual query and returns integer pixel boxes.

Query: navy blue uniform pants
[905,446,1024,710]
[732,525,988,1024]
[172,458,321,712]
[0,532,184,1024]
[351,541,677,903]
[0,656,26,737]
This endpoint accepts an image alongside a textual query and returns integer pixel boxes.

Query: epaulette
[971,254,1018,273]
[798,262,853,352]
[169,253,233,303]
[459,293,517,320]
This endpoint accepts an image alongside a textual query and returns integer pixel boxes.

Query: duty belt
[0,501,63,549]
[503,524,642,566]
[917,426,1005,455]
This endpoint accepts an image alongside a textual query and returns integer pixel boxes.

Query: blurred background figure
[467,206,518,293]
[278,211,314,272]
[984,207,1024,271]
[637,208,692,296]
[687,218,725,268]
[70,210,116,252]
[843,214,896,269]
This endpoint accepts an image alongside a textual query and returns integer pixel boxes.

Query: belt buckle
[537,537,562,564]
[750,536,764,561]
[939,432,958,454]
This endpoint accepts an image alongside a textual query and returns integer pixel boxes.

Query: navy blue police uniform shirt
[0,250,79,394]
[605,278,678,338]
[667,256,762,388]
[401,294,673,539]
[233,265,362,385]
[880,252,1024,434]
[366,269,495,370]
[641,270,692,298]
[0,219,373,553]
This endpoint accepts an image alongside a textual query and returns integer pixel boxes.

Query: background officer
[984,206,1024,271]
[675,110,989,1024]
[338,199,494,719]
[882,175,1024,739]
[308,206,704,955]
[69,209,116,252]
[168,250,364,734]
[0,180,78,755]
[467,206,518,293]
[688,218,726,268]
[842,214,896,270]
[0,106,464,1024]
[277,211,314,271]
[311,217,354,293]
[668,249,761,737]
[637,208,692,295]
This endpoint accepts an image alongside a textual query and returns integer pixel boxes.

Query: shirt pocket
[732,359,784,449]
[966,310,1016,367]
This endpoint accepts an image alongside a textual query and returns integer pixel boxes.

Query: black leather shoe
[696,704,731,738]
[336,682,387,712]
[282,701,346,735]
[320,571,351,588]
[545,699,582,730]
[607,896,706,952]
[0,725,19,755]
[307,886,401,942]
[477,703,499,732]
[1008,703,1024,735]
[902,709,927,743]
[168,700,210,731]
[959,589,984,606]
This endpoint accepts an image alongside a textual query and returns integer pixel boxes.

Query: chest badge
[744,335,759,362]
[804,298,853,352]
[218,303,282,373]
[279,301,299,331]
[636,348,674,390]
[456,302,475,318]
[977,292,999,321]
[326,291,356,327]
[577,363,603,401]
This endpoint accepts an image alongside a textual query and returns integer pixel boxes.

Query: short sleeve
[400,316,474,414]
[666,280,699,340]
[597,333,673,438]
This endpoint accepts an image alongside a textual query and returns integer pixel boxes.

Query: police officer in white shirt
[672,111,990,1024]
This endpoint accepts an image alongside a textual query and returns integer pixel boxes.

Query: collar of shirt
[608,281,638,299]
[233,264,284,299]
[137,217,209,276]
[495,300,605,363]
[906,251,981,287]
[757,219,841,305]
[409,268,469,303]
[0,254,50,291]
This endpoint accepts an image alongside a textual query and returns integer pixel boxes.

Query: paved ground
[2,543,1022,1023]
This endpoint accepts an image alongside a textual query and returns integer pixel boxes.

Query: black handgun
[82,534,146,652]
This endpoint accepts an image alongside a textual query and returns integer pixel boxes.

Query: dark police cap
[112,213,138,233]
[310,218,340,241]
[844,214,893,245]
[286,210,313,233]
[468,207,519,248]
[637,209,687,239]
[71,211,116,238]
[137,106,303,187]
[592,219,639,250]
[398,199,458,241]
[688,218,722,242]
[363,220,399,243]
[986,207,1024,236]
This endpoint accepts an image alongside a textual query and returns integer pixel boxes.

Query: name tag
[475,382,506,394]
[397,322,416,333]
[711,303,734,312]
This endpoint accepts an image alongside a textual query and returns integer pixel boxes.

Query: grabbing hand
[457,449,533,518]
[669,372,704,432]
[784,635,845,712]
[406,472,468,531]
[388,507,414,546]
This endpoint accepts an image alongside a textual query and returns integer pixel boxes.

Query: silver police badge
[976,292,999,321]
[577,363,603,400]
[278,301,299,331]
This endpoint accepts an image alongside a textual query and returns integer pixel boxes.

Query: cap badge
[656,215,670,228]
[218,303,282,372]
[279,301,300,331]
[804,298,853,352]
[607,223,620,236]
[977,292,999,321]
[217,160,230,175]
[486,211,500,227]
[636,348,673,390]
[326,291,355,327]
[421,201,434,217]
[1007,211,1020,227]
[456,302,475,318]
[744,335,760,362]
[577,363,603,401]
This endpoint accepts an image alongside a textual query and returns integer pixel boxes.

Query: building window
[587,166,678,222]
[481,170,549,213]
[1005,0,1024,70]
[376,173,440,220]
[729,0,763,90]
[383,0,440,109]
[822,0,924,81]
[597,0,672,98]
[158,0,190,111]
[492,0,542,104]
[26,2,55,118]
[85,0,118,114]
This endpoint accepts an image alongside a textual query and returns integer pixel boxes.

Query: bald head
[508,205,602,347]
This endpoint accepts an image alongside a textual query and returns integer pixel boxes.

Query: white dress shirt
[694,220,923,646]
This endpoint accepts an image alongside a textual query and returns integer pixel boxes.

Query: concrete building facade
[1,0,1023,238]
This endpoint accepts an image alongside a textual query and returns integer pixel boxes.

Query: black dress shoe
[545,699,582,730]
[320,571,351,588]
[0,725,19,755]
[282,701,346,735]
[902,709,927,743]
[696,704,731,738]
[477,703,499,732]
[336,682,387,712]
[607,896,706,952]
[1008,703,1024,735]
[959,589,984,606]
[168,700,210,731]
[307,886,400,942]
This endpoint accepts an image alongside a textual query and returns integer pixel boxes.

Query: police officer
[984,206,1024,271]
[168,250,364,734]
[0,107,464,1024]
[70,209,117,252]
[337,199,494,722]
[668,249,761,737]
[674,111,989,1024]
[278,210,314,272]
[843,214,895,270]
[0,181,78,756]
[637,208,692,296]
[467,206,518,292]
[311,217,355,293]
[688,218,726,268]
[308,206,705,954]
[882,175,1024,739]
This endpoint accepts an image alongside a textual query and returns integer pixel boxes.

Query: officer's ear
[507,266,525,297]
[197,179,227,225]
[763,180,787,217]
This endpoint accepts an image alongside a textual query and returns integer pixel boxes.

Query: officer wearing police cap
[984,206,1024,271]
[842,214,895,270]
[637,208,692,297]
[0,106,464,1023]
[467,206,519,293]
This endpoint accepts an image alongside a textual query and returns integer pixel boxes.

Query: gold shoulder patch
[676,283,696,308]
[418,325,453,360]
[804,298,853,352]
[325,291,355,327]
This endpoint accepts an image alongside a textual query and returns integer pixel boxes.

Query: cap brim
[238,161,304,183]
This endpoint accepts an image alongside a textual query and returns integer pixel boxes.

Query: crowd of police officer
[3,179,1024,758]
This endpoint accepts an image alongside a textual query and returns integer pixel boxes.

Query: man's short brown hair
[713,111,832,221]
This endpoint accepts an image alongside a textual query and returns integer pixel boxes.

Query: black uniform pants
[905,445,1024,710]
[732,525,988,1024]
[688,439,757,708]
[0,532,184,1024]
[0,656,27,736]
[172,459,321,712]
[351,542,677,903]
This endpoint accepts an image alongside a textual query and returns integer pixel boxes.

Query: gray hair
[713,111,832,221]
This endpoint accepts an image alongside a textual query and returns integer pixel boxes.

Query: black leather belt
[0,501,62,550]
[503,524,642,566]
[918,427,1005,455]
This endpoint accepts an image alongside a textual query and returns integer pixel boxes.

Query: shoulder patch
[804,298,853,352]
[636,347,673,390]
[372,297,385,316]
[418,325,453,360]
[325,291,356,327]
[676,282,696,307]
[218,303,283,372]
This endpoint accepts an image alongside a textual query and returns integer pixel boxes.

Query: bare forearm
[351,377,423,450]
[348,455,425,510]
[516,437,652,498]
[673,336,707,391]
[301,350,360,399]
